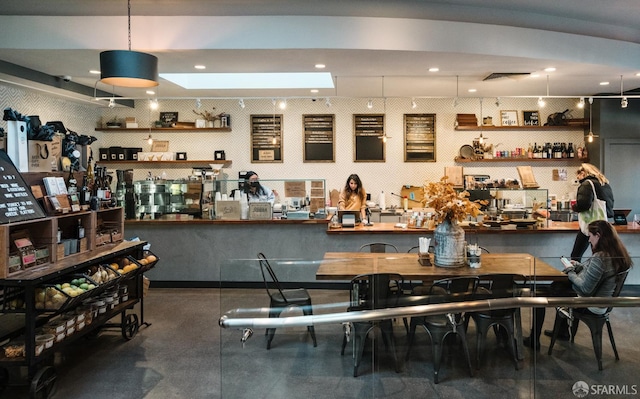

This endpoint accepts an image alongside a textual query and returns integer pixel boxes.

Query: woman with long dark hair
[525,220,632,349]
[338,174,367,221]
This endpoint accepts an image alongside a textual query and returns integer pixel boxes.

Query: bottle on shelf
[533,142,540,158]
[76,218,85,239]
[80,175,90,206]
[86,157,94,190]
[568,142,575,158]
[527,143,533,159]
[66,167,77,195]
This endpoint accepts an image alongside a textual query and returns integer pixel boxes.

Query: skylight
[159,72,334,90]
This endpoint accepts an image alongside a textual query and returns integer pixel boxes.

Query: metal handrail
[219,296,640,330]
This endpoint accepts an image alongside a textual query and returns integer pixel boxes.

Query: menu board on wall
[303,114,334,162]
[251,114,283,163]
[353,114,385,162]
[0,150,46,224]
[404,114,436,162]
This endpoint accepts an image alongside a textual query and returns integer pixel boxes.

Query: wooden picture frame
[251,114,283,163]
[404,113,436,162]
[522,110,540,126]
[500,110,519,127]
[303,114,335,162]
[353,114,385,162]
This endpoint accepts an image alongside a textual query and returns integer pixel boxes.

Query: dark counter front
[124,219,640,286]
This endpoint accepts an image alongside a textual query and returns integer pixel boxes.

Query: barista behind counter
[243,171,276,204]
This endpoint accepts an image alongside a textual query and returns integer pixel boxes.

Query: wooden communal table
[317,252,566,286]
[317,251,567,362]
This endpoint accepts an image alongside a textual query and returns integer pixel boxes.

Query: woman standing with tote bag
[571,163,614,261]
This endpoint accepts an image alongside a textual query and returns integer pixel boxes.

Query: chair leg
[380,321,400,373]
[589,323,604,371]
[432,335,443,384]
[475,327,487,370]
[457,330,474,377]
[302,305,317,347]
[405,318,421,361]
[605,320,620,361]
[548,312,563,355]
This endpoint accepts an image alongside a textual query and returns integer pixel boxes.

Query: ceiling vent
[483,72,531,81]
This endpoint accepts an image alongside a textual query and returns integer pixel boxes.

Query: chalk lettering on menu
[0,150,46,223]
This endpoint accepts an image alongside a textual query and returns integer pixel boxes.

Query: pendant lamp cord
[127,0,132,51]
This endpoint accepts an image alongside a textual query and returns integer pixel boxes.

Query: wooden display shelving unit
[95,127,231,132]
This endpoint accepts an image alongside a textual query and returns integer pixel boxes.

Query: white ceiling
[1,0,640,106]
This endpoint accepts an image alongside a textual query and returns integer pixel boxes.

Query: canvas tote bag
[578,179,607,235]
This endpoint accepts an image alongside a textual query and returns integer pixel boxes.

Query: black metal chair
[470,273,527,370]
[359,242,399,253]
[341,273,404,377]
[405,276,479,383]
[548,269,629,370]
[258,253,317,350]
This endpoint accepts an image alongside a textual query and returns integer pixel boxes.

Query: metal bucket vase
[433,218,466,267]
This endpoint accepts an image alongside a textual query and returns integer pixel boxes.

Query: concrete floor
[3,287,640,399]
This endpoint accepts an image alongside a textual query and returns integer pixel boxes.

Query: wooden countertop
[125,218,330,225]
[316,252,566,283]
[326,221,640,234]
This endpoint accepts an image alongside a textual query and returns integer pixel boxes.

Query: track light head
[279,99,287,110]
[537,97,546,107]
[325,98,331,107]
[367,99,373,109]
[577,97,585,109]
[621,97,628,108]
[108,98,115,108]
[149,98,159,110]
[238,99,245,109]
[195,98,202,109]
[411,99,417,109]
[495,97,501,107]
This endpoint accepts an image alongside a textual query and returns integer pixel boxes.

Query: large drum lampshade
[100,50,159,88]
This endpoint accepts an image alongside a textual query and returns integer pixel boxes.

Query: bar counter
[124,218,640,286]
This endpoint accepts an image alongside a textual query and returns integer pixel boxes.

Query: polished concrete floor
[3,287,640,399]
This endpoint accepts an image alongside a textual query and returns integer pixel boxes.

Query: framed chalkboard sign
[251,114,283,163]
[404,113,436,162]
[522,110,540,126]
[353,114,385,162]
[0,150,46,224]
[303,114,335,162]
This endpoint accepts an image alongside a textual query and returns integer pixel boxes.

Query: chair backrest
[359,242,399,253]
[407,245,419,253]
[350,273,404,310]
[429,276,479,303]
[477,273,527,298]
[604,268,630,313]
[258,252,287,302]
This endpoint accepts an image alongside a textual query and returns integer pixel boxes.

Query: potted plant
[193,108,225,128]
[421,177,484,267]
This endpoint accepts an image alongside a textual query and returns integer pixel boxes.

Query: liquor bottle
[561,142,568,158]
[527,143,533,159]
[95,166,104,199]
[568,142,575,158]
[67,167,77,195]
[86,157,94,191]
[533,142,539,158]
[76,218,85,239]
[80,175,90,205]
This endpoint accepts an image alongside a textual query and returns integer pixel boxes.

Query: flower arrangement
[193,107,225,122]
[421,177,484,224]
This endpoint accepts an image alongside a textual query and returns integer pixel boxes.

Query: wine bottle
[80,175,89,205]
[67,168,77,195]
[86,157,94,191]
[568,142,575,158]
[76,218,85,239]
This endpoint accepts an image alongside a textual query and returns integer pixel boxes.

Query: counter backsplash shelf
[454,157,585,163]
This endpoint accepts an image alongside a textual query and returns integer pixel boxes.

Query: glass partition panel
[218,250,640,398]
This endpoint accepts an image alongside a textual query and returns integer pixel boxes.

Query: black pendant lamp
[100,0,158,88]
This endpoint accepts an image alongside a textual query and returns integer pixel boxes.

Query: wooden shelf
[454,156,586,163]
[455,125,587,131]
[96,159,232,168]
[95,127,231,132]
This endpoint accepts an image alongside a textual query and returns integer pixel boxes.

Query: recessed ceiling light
[194,65,206,70]
[544,67,556,72]
[636,72,640,77]
[146,90,155,95]
[530,73,540,78]
[600,81,610,86]
[468,88,477,93]
[89,69,100,75]
[315,64,326,69]
[428,67,439,72]
[310,89,319,93]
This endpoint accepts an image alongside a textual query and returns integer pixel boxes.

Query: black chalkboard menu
[404,114,436,162]
[0,150,46,224]
[251,114,283,163]
[303,114,334,162]
[353,114,385,162]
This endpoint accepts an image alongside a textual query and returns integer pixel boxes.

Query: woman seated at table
[524,220,633,350]
[338,174,367,221]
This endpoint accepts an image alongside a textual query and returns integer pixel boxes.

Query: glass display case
[133,180,202,219]
[204,178,327,220]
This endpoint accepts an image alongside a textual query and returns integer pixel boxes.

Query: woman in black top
[571,163,614,261]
